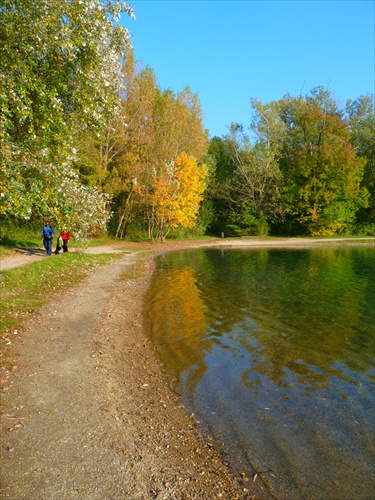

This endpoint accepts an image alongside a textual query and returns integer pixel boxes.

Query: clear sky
[120,0,375,139]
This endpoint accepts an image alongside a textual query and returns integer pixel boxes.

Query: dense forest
[1,0,374,241]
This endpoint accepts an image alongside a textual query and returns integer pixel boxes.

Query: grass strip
[0,252,123,344]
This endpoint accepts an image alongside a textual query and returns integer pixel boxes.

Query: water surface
[144,246,375,499]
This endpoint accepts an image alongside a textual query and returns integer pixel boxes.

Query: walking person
[60,230,71,253]
[54,233,63,255]
[41,221,54,255]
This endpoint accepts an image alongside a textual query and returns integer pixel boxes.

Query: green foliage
[249,88,368,236]
[206,126,283,236]
[0,219,42,248]
[204,137,233,235]
[207,136,236,183]
[353,223,375,236]
[119,220,149,241]
[207,87,372,237]
[227,125,284,221]
[1,0,134,152]
[0,0,134,237]
[277,95,367,235]
[227,207,270,237]
[2,2,371,246]
[346,94,375,229]
[193,199,216,236]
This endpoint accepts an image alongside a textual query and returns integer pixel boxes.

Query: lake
[144,245,375,499]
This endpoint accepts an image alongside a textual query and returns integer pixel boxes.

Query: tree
[146,152,208,242]
[346,94,375,231]
[0,0,135,236]
[204,137,237,235]
[104,54,209,239]
[205,124,284,237]
[175,87,209,162]
[250,88,368,236]
[0,154,109,240]
[1,0,134,156]
[111,63,161,237]
[277,95,367,235]
[223,124,284,235]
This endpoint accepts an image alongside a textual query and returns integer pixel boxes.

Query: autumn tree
[278,95,367,235]
[140,90,209,241]
[149,87,208,165]
[175,87,209,161]
[145,152,208,242]
[110,62,161,237]
[103,50,209,239]
[250,89,368,236]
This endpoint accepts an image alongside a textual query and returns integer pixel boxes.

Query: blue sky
[121,0,375,139]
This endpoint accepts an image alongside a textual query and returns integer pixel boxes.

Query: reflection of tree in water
[144,261,211,389]
[145,247,374,396]
[241,249,372,390]
[209,247,374,394]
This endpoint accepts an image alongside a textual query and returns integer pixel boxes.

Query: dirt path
[1,237,374,499]
[1,246,266,499]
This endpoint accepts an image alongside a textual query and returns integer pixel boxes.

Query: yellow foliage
[149,152,207,239]
[301,208,344,237]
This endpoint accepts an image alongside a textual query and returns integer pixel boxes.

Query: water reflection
[144,247,375,499]
[145,262,211,388]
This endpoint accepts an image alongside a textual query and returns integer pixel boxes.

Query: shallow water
[144,246,375,499]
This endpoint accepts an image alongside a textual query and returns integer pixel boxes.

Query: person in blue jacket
[41,221,54,255]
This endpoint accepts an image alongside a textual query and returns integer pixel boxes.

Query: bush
[353,223,375,236]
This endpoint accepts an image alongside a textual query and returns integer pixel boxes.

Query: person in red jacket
[60,231,71,253]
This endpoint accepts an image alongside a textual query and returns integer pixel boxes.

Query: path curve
[1,252,262,499]
[1,237,374,271]
[1,237,374,499]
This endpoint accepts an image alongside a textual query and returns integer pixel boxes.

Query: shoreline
[1,248,265,499]
[1,235,374,271]
[1,237,374,498]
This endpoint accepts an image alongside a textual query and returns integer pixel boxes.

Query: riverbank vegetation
[1,1,374,242]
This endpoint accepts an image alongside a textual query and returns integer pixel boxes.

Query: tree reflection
[144,247,375,396]
[144,262,211,391]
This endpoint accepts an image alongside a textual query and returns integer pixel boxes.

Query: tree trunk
[115,190,134,238]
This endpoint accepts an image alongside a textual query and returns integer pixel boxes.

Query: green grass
[0,252,123,339]
[0,225,41,257]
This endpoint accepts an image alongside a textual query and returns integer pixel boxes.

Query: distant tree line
[206,89,374,237]
[1,0,374,240]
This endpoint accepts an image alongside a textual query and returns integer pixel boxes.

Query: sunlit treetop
[0,0,135,236]
[1,0,135,159]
